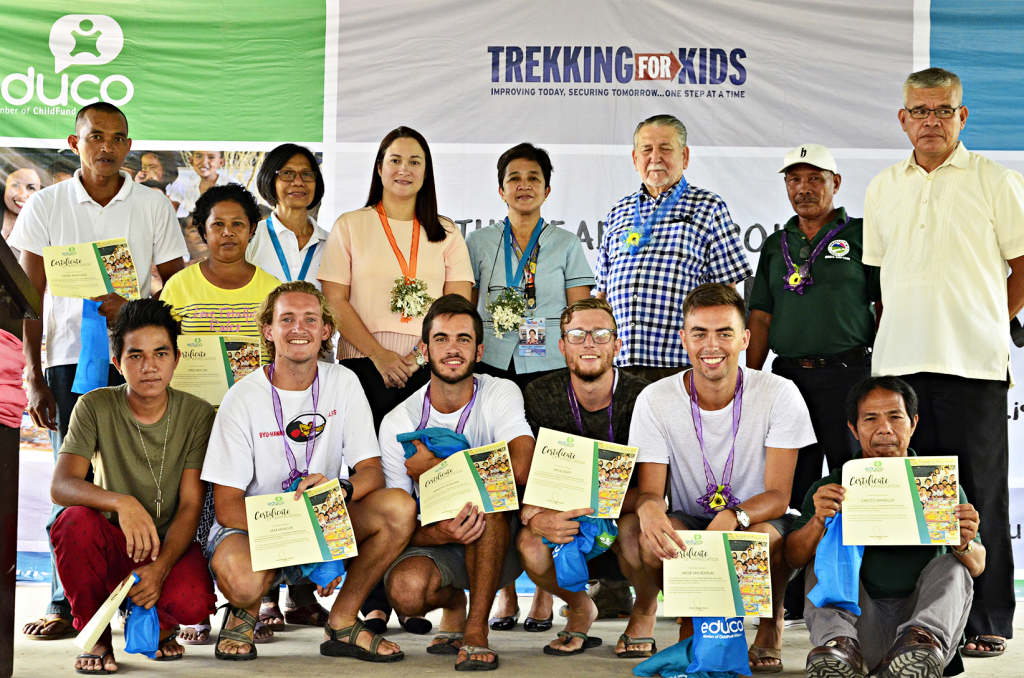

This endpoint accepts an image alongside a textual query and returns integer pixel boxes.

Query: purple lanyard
[566,369,617,442]
[417,377,479,433]
[780,215,848,295]
[688,367,743,515]
[269,363,320,491]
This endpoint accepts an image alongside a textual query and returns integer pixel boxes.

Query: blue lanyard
[503,217,544,289]
[632,176,689,237]
[266,215,318,282]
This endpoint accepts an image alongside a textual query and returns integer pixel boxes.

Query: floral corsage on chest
[619,223,652,255]
[485,287,526,338]
[390,277,434,322]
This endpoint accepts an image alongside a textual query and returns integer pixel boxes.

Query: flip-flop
[153,628,184,661]
[253,620,274,644]
[427,631,464,655]
[214,605,258,661]
[543,631,603,656]
[284,602,330,627]
[259,602,286,631]
[177,622,211,645]
[25,615,74,641]
[963,635,1007,658]
[615,634,657,658]
[75,651,116,675]
[321,618,405,662]
[456,645,500,671]
[748,644,784,674]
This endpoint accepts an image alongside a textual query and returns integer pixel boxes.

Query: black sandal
[427,631,464,655]
[321,618,404,662]
[153,626,184,661]
[214,606,258,661]
[615,633,657,658]
[456,645,500,671]
[543,631,603,656]
[75,651,116,675]
[963,635,1006,658]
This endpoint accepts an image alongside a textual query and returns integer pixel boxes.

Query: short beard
[429,356,476,385]
[569,354,613,383]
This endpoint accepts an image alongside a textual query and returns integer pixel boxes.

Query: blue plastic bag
[543,516,617,592]
[71,300,110,395]
[123,574,159,659]
[808,515,864,615]
[689,617,750,676]
[634,635,742,678]
[309,558,345,589]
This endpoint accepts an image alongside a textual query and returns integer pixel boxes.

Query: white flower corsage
[390,277,433,322]
[485,287,526,338]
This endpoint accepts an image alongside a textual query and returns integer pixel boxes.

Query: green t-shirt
[748,208,881,358]
[60,385,216,539]
[792,449,981,599]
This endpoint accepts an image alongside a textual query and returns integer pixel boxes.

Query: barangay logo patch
[826,239,851,258]
[286,413,326,443]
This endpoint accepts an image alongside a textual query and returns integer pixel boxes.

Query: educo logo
[187,338,203,347]
[700,619,744,635]
[1,15,133,108]
[684,533,704,546]
[266,496,285,506]
[61,246,76,256]
[865,460,884,472]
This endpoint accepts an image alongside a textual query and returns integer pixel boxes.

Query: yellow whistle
[788,273,802,286]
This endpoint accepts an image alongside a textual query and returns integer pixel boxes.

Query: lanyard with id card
[504,218,546,357]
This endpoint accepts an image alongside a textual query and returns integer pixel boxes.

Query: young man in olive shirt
[518,298,650,655]
[49,299,217,674]
[786,376,983,678]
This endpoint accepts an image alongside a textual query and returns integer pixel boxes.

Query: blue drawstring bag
[397,428,470,460]
[808,515,864,615]
[71,300,110,395]
[689,617,750,676]
[309,559,345,589]
[543,516,618,592]
[123,574,159,659]
[634,635,742,678]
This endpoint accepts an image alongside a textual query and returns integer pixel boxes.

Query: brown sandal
[25,615,74,640]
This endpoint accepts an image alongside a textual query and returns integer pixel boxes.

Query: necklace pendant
[799,245,810,259]
[156,489,162,519]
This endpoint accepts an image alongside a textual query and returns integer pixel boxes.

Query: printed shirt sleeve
[629,388,671,465]
[316,216,352,285]
[200,389,256,491]
[6,190,50,256]
[747,235,776,314]
[764,377,818,450]
[563,234,596,289]
[994,170,1024,261]
[594,206,616,293]
[378,409,414,495]
[705,199,753,284]
[151,195,188,265]
[443,225,477,283]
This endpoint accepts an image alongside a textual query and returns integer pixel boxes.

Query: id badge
[518,317,546,357]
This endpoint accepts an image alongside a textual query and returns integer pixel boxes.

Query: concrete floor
[10,585,1023,677]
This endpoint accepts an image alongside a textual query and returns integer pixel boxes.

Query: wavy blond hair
[257,280,338,362]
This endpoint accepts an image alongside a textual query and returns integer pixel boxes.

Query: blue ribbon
[71,300,110,395]
[266,216,318,282]
[622,176,689,255]
[503,217,543,289]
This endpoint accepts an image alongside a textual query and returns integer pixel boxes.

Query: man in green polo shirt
[747,144,881,620]
[785,376,983,678]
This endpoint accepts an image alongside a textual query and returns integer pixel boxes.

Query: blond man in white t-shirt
[863,67,1024,656]
[201,281,416,662]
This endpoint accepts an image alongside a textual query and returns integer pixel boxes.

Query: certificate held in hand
[418,441,519,525]
[170,334,262,406]
[245,478,358,572]
[43,238,141,300]
[842,456,960,546]
[663,530,773,618]
[522,428,638,519]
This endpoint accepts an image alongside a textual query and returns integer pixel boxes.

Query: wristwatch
[732,508,750,530]
[338,478,354,503]
[412,346,428,367]
[951,540,974,556]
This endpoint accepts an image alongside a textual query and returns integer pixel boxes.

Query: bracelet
[951,540,974,556]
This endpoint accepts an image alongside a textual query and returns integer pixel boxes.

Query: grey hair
[902,68,962,106]
[633,114,687,150]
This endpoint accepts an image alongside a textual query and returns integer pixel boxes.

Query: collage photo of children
[730,536,773,617]
[469,444,519,511]
[911,459,961,545]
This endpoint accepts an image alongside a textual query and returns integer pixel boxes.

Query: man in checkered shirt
[596,114,752,382]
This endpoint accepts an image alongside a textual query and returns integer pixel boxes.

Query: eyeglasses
[904,106,962,120]
[276,169,317,182]
[563,328,615,344]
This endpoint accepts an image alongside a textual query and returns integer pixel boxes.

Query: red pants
[52,506,217,637]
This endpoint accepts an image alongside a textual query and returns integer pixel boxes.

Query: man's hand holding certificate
[244,478,357,572]
[522,428,638,519]
[842,456,960,546]
[418,442,519,525]
[663,530,773,618]
[43,238,141,300]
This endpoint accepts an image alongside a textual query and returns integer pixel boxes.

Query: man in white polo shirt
[9,101,187,640]
[863,67,1024,657]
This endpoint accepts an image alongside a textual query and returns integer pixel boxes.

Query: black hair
[138,150,179,186]
[365,127,447,243]
[75,102,128,135]
[110,299,180,360]
[257,143,324,210]
[45,157,79,184]
[844,375,920,426]
[497,142,553,188]
[191,184,261,243]
[421,294,484,347]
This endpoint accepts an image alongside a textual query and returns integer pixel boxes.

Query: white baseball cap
[779,144,838,174]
